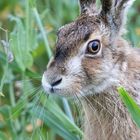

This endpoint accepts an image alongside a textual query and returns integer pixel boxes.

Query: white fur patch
[82,61,120,95]
[42,74,52,92]
[121,62,128,72]
[83,76,119,96]
[67,56,82,75]
[93,77,119,94]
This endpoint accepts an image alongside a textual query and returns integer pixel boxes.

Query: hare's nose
[51,78,62,87]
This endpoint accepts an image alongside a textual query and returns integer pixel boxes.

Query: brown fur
[42,0,140,139]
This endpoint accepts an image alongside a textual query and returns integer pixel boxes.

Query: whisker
[73,93,85,130]
[16,79,41,86]
[77,94,91,132]
[84,89,120,120]
[104,96,125,114]
[78,89,107,140]
[8,87,41,120]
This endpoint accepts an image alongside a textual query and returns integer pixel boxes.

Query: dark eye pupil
[87,40,100,54]
[91,42,98,51]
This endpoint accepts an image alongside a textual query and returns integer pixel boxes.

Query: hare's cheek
[64,56,85,90]
[66,56,82,76]
[81,58,103,79]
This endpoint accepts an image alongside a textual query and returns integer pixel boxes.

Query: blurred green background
[0,0,140,140]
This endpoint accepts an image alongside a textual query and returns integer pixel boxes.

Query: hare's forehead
[57,18,98,40]
[56,18,100,50]
[57,14,106,43]
[57,24,91,43]
[56,25,91,59]
[54,16,106,63]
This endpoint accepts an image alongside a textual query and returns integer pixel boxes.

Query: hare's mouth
[42,74,77,96]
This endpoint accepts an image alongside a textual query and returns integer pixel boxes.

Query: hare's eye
[86,40,100,55]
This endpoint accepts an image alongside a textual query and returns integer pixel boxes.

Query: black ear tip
[100,0,113,15]
[115,0,118,6]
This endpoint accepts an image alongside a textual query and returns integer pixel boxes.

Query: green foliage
[0,0,79,140]
[0,0,140,140]
[10,18,34,71]
[118,87,140,128]
[31,97,83,140]
[127,0,140,47]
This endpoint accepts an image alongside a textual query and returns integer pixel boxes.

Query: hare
[42,0,140,139]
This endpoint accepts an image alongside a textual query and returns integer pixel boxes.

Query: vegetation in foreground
[0,0,140,140]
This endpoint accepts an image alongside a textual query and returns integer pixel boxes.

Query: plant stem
[62,98,75,123]
[9,80,21,132]
[32,7,52,59]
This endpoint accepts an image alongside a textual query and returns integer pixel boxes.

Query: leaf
[45,98,83,136]
[118,87,140,128]
[9,17,33,71]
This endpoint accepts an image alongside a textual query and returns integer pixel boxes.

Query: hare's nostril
[51,78,62,87]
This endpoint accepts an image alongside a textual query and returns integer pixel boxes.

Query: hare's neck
[82,90,139,140]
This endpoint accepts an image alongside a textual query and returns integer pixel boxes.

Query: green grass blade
[118,87,140,128]
[32,7,52,59]
[32,107,78,140]
[31,98,83,140]
[45,99,83,136]
[62,98,75,123]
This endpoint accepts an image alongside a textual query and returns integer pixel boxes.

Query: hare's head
[42,0,135,97]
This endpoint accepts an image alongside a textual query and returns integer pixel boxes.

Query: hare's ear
[79,0,97,14]
[101,0,135,37]
[100,0,113,15]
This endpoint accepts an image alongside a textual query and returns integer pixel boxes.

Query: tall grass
[0,0,140,140]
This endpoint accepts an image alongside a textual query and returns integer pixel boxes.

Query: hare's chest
[82,97,140,140]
